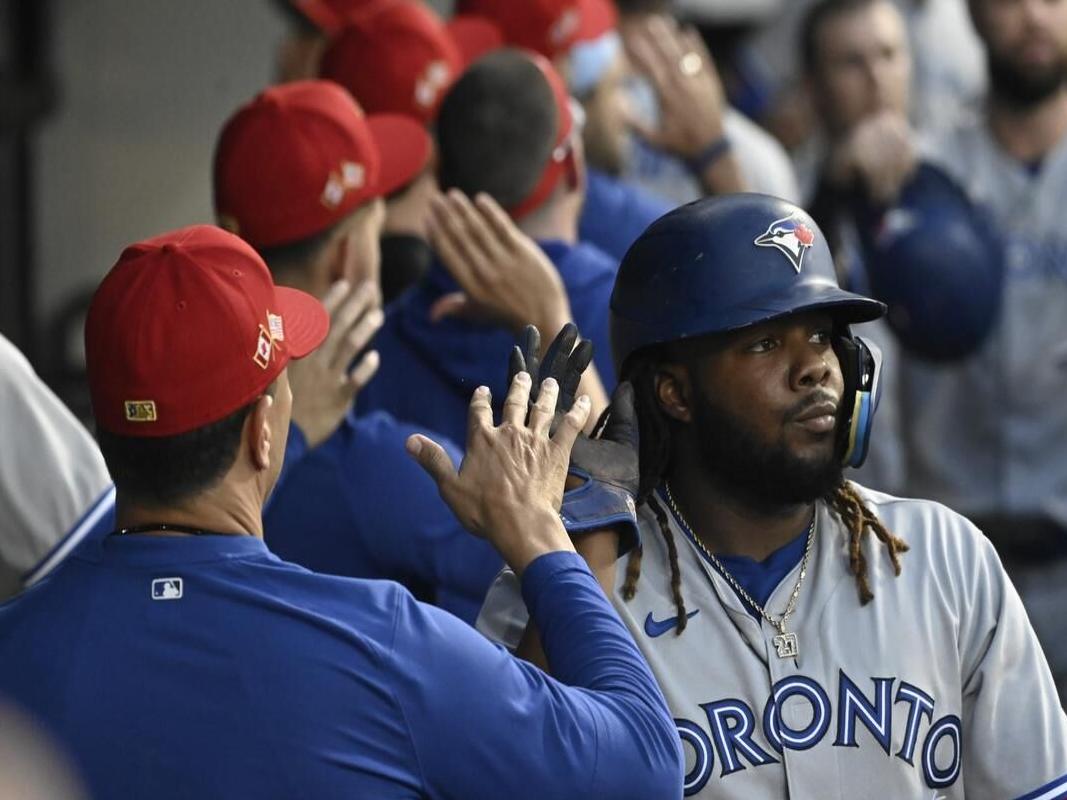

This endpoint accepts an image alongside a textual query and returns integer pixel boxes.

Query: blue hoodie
[264,411,502,625]
[579,168,672,262]
[358,240,619,446]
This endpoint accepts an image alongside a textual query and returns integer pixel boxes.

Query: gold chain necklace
[663,482,816,659]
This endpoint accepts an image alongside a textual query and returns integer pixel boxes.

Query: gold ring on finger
[679,51,702,77]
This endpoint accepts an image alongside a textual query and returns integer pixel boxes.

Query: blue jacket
[579,168,672,262]
[0,540,683,799]
[359,240,618,446]
[265,411,501,624]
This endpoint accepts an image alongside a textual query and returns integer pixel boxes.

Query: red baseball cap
[213,79,431,249]
[319,2,466,125]
[457,0,616,60]
[575,0,617,43]
[86,225,329,437]
[446,15,505,65]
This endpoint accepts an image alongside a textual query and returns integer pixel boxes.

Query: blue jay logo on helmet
[754,213,816,273]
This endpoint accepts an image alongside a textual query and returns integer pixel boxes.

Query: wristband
[686,136,732,176]
[559,468,640,556]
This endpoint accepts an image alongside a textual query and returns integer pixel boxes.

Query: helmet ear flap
[834,333,882,468]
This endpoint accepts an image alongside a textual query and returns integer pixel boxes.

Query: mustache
[784,390,840,422]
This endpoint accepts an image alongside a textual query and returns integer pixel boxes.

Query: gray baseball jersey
[907,119,1067,528]
[0,334,112,600]
[478,483,1067,798]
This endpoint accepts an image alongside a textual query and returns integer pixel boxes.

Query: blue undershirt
[675,512,810,621]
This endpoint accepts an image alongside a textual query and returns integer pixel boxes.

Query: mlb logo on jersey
[151,577,183,600]
[754,214,816,273]
[124,400,157,422]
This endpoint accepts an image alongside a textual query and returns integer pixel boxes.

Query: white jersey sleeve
[0,335,111,599]
[475,567,527,652]
[958,533,1067,798]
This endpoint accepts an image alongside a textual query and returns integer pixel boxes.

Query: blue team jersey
[265,410,502,624]
[0,536,681,799]
[579,169,672,262]
[358,241,618,446]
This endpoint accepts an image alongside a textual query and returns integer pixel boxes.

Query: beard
[987,47,1067,109]
[687,383,844,510]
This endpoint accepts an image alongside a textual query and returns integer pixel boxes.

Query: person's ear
[247,394,275,472]
[655,364,692,423]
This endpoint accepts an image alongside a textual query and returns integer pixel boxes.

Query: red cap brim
[576,0,617,42]
[368,114,432,197]
[446,15,504,66]
[275,285,330,359]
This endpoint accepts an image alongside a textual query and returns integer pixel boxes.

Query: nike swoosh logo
[644,609,700,638]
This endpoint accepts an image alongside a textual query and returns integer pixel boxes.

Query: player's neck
[988,86,1067,164]
[115,485,265,539]
[517,190,579,245]
[664,466,814,563]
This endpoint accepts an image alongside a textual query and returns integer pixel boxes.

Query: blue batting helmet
[610,193,887,468]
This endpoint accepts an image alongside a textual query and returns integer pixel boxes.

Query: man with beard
[899,0,1067,701]
[478,195,1067,797]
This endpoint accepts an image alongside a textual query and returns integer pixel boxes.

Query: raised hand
[828,111,918,205]
[625,15,727,160]
[427,189,572,337]
[288,280,383,448]
[406,372,592,575]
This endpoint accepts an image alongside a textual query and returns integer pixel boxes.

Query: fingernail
[475,385,490,396]
[515,372,530,384]
[577,395,590,407]
[542,377,557,391]
[405,437,422,455]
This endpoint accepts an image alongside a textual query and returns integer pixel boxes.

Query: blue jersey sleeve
[390,551,683,800]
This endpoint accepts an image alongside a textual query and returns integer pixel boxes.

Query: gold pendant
[773,631,799,659]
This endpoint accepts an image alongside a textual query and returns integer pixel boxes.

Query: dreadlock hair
[619,346,909,635]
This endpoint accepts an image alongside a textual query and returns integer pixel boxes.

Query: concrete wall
[33,0,287,331]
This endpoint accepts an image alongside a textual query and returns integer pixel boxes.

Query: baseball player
[899,0,1067,698]
[452,0,675,261]
[359,49,620,446]
[0,333,114,600]
[317,0,502,302]
[212,79,506,622]
[0,224,683,798]
[615,1,802,206]
[480,194,1067,797]
[799,0,1004,365]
